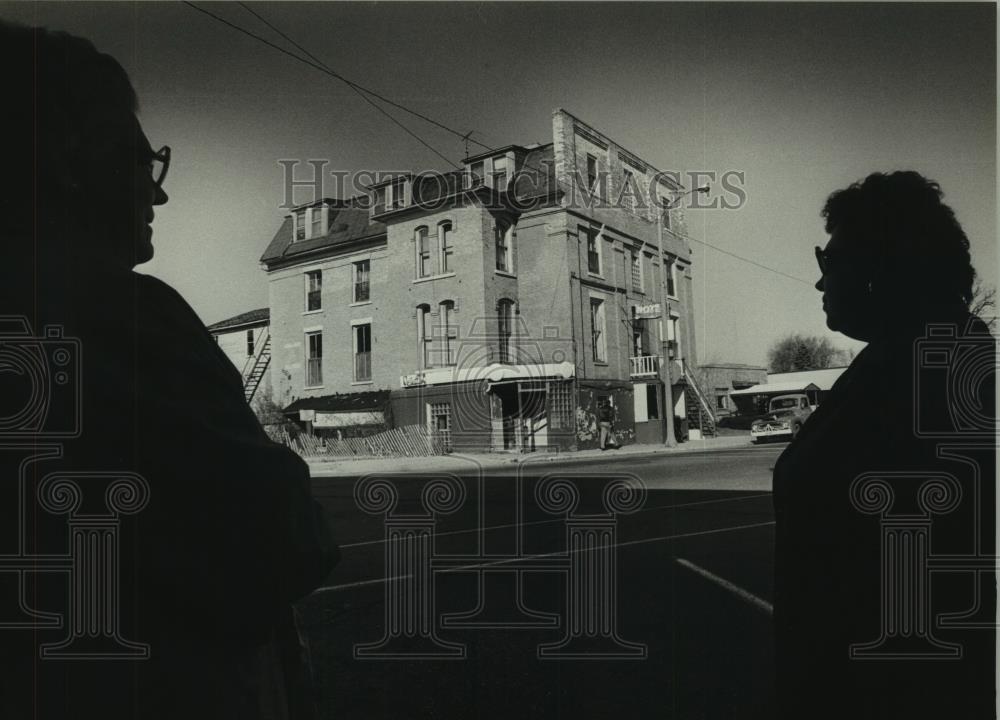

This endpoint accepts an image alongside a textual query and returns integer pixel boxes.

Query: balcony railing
[630,355,659,378]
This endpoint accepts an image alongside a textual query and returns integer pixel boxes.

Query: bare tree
[767,333,846,373]
[970,279,997,330]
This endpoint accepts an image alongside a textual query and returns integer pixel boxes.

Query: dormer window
[293,210,306,241]
[469,161,484,186]
[389,179,407,210]
[371,187,386,216]
[292,205,326,241]
[310,206,326,238]
[491,156,508,190]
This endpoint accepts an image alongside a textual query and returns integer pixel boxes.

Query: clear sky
[4,1,996,366]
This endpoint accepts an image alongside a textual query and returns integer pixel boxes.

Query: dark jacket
[0,264,339,719]
[772,308,996,719]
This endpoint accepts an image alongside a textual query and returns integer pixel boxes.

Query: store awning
[283,389,389,414]
[484,361,576,388]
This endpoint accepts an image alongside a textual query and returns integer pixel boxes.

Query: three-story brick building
[260,109,705,451]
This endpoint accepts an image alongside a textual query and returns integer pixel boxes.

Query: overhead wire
[182,1,474,170]
[185,0,814,288]
[234,2,495,153]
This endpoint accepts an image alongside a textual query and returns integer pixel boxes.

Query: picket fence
[272,424,444,460]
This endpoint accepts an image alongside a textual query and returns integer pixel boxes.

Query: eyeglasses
[147,145,170,189]
[815,245,833,274]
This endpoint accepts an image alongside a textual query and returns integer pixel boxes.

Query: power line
[182,2,473,170]
[236,2,491,152]
[686,233,815,287]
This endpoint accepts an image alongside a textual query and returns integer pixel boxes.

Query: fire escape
[682,360,717,437]
[242,329,271,403]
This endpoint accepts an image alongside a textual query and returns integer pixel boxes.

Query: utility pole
[656,185,709,446]
[655,208,678,447]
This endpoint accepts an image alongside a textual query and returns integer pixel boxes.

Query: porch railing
[630,355,659,377]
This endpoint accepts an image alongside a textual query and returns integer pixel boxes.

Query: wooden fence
[271,424,445,460]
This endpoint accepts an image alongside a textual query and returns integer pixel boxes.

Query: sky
[3,1,996,367]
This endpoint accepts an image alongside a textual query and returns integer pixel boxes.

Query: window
[371,187,386,215]
[586,153,598,191]
[389,180,406,209]
[417,304,433,368]
[497,299,514,363]
[429,402,452,453]
[353,260,370,303]
[584,226,601,275]
[717,390,729,411]
[306,270,322,311]
[306,332,322,386]
[590,298,606,362]
[245,329,255,357]
[310,206,325,238]
[668,315,681,359]
[469,161,484,186]
[630,250,643,292]
[440,300,457,366]
[439,221,454,273]
[621,169,636,211]
[491,156,508,189]
[631,310,650,357]
[548,381,574,430]
[646,384,660,420]
[416,226,431,278]
[495,221,512,273]
[293,210,306,241]
[354,323,371,382]
[666,260,677,297]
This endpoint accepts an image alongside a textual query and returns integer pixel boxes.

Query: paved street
[301,444,785,719]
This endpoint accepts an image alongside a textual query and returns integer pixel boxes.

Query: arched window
[439,300,457,366]
[438,221,454,273]
[497,299,515,363]
[415,226,431,278]
[417,304,433,368]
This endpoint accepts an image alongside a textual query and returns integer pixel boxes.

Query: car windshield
[771,399,797,409]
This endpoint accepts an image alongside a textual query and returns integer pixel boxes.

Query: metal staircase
[242,330,271,403]
[681,361,717,438]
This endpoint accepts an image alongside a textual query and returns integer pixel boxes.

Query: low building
[260,109,713,451]
[696,363,768,417]
[205,308,271,404]
[729,366,847,415]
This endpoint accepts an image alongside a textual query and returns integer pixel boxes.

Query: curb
[306,437,756,477]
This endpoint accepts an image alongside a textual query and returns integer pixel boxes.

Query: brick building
[259,109,709,451]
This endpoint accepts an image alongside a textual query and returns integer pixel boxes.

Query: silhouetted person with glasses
[772,172,995,719]
[0,22,337,720]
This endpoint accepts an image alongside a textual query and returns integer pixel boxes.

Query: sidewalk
[307,434,752,478]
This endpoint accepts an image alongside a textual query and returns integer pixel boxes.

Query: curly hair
[820,171,976,306]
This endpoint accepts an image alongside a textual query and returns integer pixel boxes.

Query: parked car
[750,394,813,443]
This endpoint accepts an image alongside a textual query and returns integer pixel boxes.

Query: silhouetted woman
[772,172,996,718]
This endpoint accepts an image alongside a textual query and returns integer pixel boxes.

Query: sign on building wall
[634,303,661,320]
